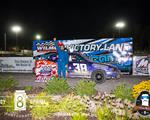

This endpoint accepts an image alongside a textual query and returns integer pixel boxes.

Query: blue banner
[33,38,133,74]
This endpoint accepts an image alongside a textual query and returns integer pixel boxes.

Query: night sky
[0,0,149,50]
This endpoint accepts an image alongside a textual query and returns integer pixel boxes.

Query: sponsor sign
[33,38,133,82]
[0,57,34,73]
[33,40,56,57]
[133,56,150,75]
[34,60,57,82]
[33,38,133,73]
[14,90,26,111]
[133,91,150,117]
[0,90,49,112]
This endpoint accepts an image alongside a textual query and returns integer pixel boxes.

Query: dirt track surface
[0,73,149,93]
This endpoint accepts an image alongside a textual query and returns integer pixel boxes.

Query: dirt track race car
[34,53,120,83]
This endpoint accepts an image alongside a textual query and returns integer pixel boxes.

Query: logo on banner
[136,57,149,74]
[65,43,131,52]
[35,60,57,76]
[35,60,57,82]
[36,41,56,52]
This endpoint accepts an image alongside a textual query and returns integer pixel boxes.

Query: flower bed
[0,91,143,120]
[0,77,149,120]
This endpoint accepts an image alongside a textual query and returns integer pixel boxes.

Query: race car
[34,53,120,83]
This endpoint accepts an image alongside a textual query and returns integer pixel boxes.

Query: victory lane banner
[63,38,133,74]
[33,38,133,82]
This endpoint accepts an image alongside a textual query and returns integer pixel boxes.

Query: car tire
[91,70,106,83]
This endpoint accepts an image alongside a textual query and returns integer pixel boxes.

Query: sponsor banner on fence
[133,56,150,75]
[0,57,34,73]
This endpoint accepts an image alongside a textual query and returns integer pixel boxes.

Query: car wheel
[91,70,106,83]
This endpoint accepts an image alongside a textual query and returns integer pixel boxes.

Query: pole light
[11,25,22,51]
[36,34,42,40]
[115,21,125,37]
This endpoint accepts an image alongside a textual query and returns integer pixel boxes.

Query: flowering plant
[132,80,150,98]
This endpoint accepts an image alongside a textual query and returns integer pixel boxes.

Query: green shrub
[59,94,87,114]
[96,105,115,120]
[2,92,15,112]
[112,83,134,101]
[24,86,33,91]
[29,92,58,119]
[71,113,87,120]
[0,76,18,91]
[44,77,70,95]
[74,80,96,96]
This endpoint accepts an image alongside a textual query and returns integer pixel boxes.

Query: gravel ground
[0,73,149,93]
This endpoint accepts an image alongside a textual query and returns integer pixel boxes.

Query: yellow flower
[132,80,150,98]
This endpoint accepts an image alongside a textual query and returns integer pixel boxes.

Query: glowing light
[115,22,125,28]
[11,25,22,33]
[36,34,42,40]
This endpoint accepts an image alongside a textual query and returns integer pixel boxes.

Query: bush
[132,80,150,98]
[44,77,70,95]
[59,94,87,114]
[2,92,15,112]
[29,92,58,119]
[74,80,96,96]
[24,86,33,91]
[96,105,115,120]
[71,113,87,120]
[112,83,134,101]
[0,76,18,91]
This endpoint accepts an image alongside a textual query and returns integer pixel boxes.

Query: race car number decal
[73,63,88,72]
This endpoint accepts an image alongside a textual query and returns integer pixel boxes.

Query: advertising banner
[33,38,133,82]
[0,57,34,73]
[34,60,57,82]
[63,38,133,74]
[133,56,150,75]
[33,40,56,57]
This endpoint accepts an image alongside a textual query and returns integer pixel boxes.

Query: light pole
[35,34,42,40]
[4,33,6,51]
[11,25,22,51]
[115,21,125,37]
